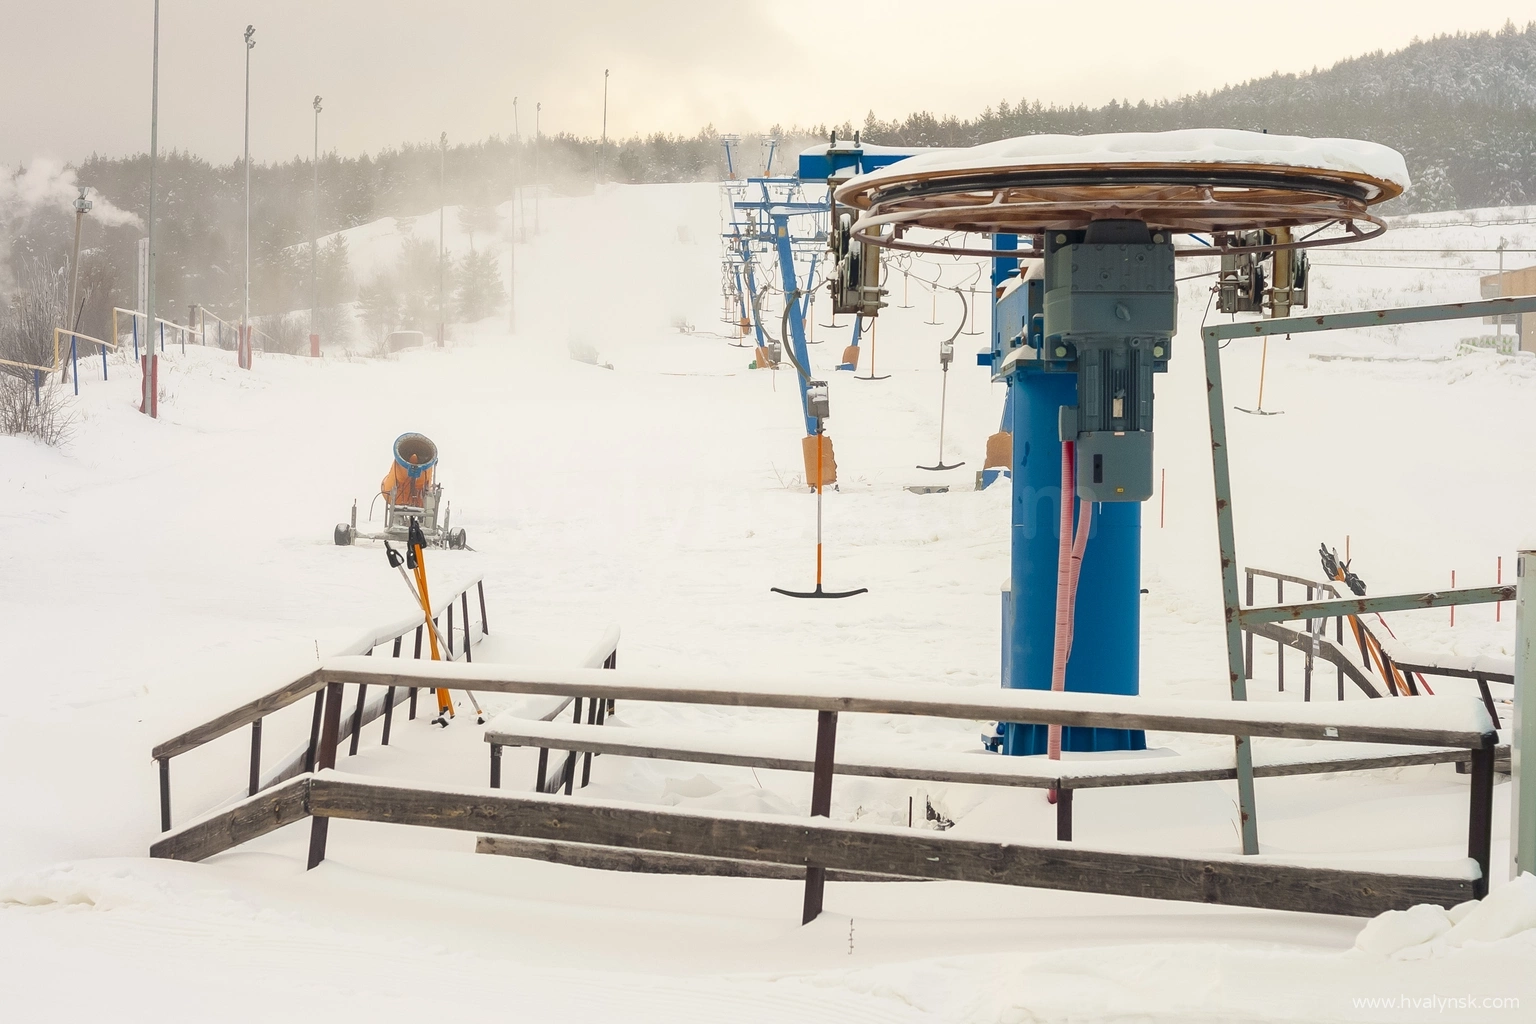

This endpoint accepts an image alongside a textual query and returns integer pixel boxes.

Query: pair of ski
[385,518,484,726]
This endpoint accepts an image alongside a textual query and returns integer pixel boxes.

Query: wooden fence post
[307,681,345,870]
[1468,745,1494,898]
[248,718,263,797]
[1056,787,1073,841]
[802,710,839,924]
[158,757,172,832]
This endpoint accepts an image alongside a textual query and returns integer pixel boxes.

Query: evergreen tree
[456,245,503,322]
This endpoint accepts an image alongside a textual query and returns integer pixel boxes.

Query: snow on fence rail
[152,658,1501,922]
[151,576,490,832]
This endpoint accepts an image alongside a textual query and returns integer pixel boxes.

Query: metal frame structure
[1204,294,1536,853]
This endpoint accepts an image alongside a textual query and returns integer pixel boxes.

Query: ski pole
[405,521,454,724]
[386,542,487,722]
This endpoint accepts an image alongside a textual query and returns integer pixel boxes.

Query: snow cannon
[381,432,438,507]
[333,432,466,550]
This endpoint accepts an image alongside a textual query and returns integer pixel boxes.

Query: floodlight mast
[65,188,93,383]
[438,131,447,348]
[311,95,322,356]
[242,24,255,370]
[143,0,161,415]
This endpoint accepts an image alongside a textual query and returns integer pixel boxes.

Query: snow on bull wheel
[333,524,353,546]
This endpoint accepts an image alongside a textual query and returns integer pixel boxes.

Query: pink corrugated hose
[1048,440,1092,761]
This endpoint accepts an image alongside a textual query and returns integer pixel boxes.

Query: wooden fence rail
[152,656,1499,925]
[150,773,1481,920]
[151,578,488,832]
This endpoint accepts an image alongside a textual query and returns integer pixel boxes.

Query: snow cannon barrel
[381,432,438,507]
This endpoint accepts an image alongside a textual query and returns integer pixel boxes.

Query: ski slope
[2,182,1535,1022]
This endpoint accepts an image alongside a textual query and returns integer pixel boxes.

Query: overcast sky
[0,2,1526,167]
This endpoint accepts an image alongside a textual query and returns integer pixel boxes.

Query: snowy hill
[2,182,1534,1020]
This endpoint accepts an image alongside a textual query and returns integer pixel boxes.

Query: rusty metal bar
[1240,586,1514,627]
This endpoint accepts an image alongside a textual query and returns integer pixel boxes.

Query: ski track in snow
[2,183,1535,1021]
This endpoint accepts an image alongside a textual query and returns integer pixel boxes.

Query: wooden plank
[485,724,1056,788]
[153,669,324,760]
[308,778,1477,916]
[323,660,1496,748]
[1386,660,1514,685]
[485,721,1502,791]
[474,836,919,881]
[149,777,311,862]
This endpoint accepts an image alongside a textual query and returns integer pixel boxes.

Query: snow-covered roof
[846,129,1411,199]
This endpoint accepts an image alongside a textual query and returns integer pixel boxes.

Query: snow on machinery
[334,432,467,549]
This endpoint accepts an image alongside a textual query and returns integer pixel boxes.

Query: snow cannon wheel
[333,524,353,546]
[447,527,467,550]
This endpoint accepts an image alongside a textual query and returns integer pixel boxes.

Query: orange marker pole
[815,424,823,588]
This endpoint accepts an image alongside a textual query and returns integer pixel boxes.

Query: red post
[309,333,320,358]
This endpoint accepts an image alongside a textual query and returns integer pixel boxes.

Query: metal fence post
[1244,571,1254,679]
[461,591,472,662]
[71,337,78,395]
[477,580,489,635]
[1514,549,1536,877]
[348,683,368,756]
[382,635,403,746]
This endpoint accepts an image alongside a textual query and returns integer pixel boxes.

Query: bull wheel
[333,524,353,546]
[448,527,467,550]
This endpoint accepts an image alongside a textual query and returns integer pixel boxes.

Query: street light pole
[241,24,255,370]
[438,130,446,348]
[143,0,161,416]
[64,188,92,384]
[600,69,609,184]
[310,95,322,357]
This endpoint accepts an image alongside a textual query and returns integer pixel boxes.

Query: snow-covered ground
[2,182,1534,1021]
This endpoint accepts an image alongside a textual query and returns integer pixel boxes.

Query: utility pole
[143,0,162,416]
[600,69,609,184]
[64,188,92,383]
[310,95,322,357]
[241,24,255,370]
[438,130,446,348]
[534,102,541,235]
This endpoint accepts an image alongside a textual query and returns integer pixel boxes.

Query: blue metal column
[1001,370,1145,754]
[771,210,817,434]
[994,230,1143,754]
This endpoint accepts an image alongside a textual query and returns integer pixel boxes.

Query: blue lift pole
[771,208,817,434]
